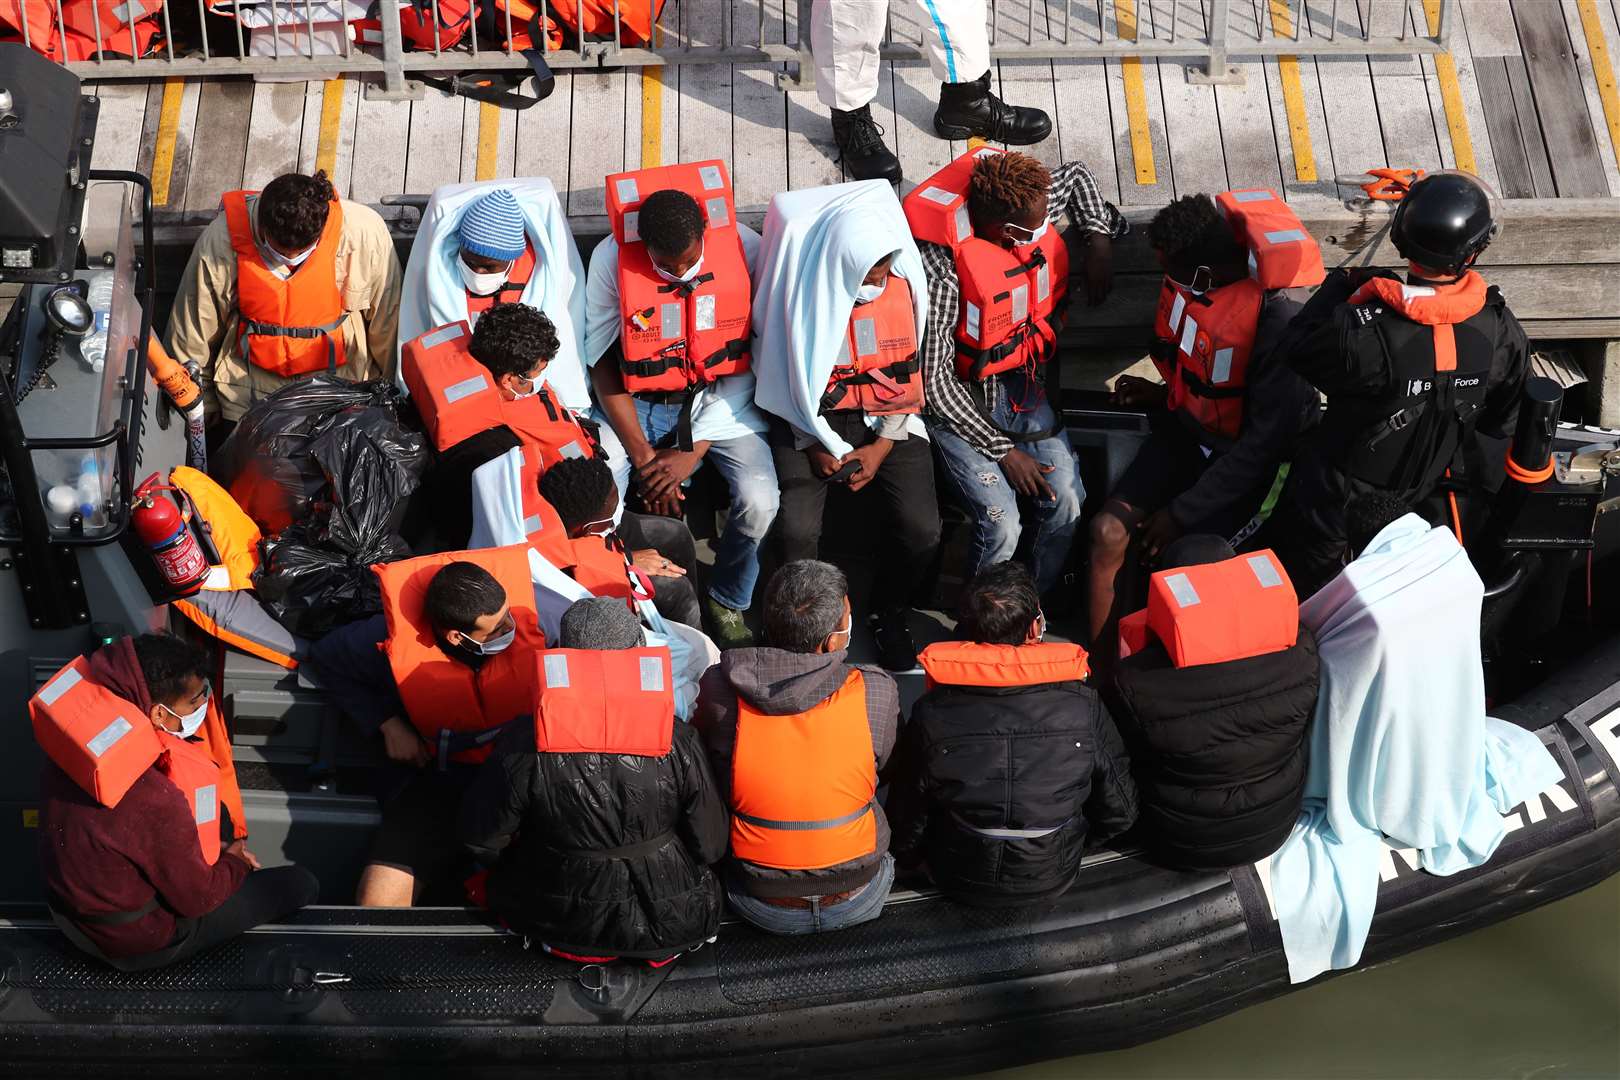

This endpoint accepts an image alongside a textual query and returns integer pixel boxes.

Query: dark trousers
[619,510,704,626]
[62,866,321,973]
[772,412,942,614]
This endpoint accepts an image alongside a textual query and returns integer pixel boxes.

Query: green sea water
[975,877,1620,1080]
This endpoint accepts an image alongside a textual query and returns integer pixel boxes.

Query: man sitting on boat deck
[1267,493,1562,984]
[887,562,1136,906]
[166,169,402,438]
[34,633,318,971]
[461,597,728,964]
[307,547,545,907]
[693,560,900,934]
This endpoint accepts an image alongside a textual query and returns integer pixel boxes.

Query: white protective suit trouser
[811,0,991,112]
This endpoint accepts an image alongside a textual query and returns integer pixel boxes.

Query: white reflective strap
[543,653,570,688]
[1036,263,1050,303]
[194,784,218,826]
[694,294,717,333]
[623,210,640,244]
[1179,314,1198,355]
[1168,290,1186,333]
[1230,190,1272,203]
[37,665,83,707]
[420,324,466,349]
[523,514,544,534]
[917,185,955,205]
[964,820,1067,840]
[559,441,585,459]
[1263,229,1308,245]
[698,165,724,190]
[202,565,232,591]
[1401,284,1436,302]
[705,196,730,229]
[110,2,135,21]
[853,317,878,358]
[443,374,489,404]
[1248,554,1284,588]
[953,204,971,244]
[1211,347,1234,384]
[1010,284,1029,324]
[1165,572,1201,608]
[964,301,981,341]
[659,302,682,338]
[639,655,665,693]
[86,717,133,758]
[615,177,640,204]
[734,800,875,832]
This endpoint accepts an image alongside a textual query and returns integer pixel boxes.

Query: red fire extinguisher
[132,473,209,596]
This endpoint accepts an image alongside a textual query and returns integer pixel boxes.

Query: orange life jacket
[821,273,923,416]
[605,161,752,395]
[562,533,655,604]
[1150,190,1324,444]
[534,647,675,757]
[221,190,347,378]
[917,641,1090,690]
[465,241,536,320]
[30,656,226,863]
[1128,549,1298,668]
[2,0,161,60]
[903,147,1070,382]
[374,545,546,766]
[729,670,877,871]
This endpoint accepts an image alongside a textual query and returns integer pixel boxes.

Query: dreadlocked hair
[1147,194,1244,278]
[967,152,1052,229]
[258,170,336,250]
[538,456,617,532]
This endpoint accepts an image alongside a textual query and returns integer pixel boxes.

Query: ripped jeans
[929,373,1084,594]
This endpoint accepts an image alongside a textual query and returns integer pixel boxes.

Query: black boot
[934,71,1053,145]
[831,105,903,185]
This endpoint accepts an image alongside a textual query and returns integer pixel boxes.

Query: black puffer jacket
[1106,627,1319,870]
[460,719,727,958]
[888,647,1138,908]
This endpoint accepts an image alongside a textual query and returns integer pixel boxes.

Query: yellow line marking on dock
[1269,0,1316,182]
[149,78,185,207]
[476,100,501,181]
[315,79,345,179]
[1576,0,1620,170]
[1116,0,1156,185]
[640,66,665,169]
[1423,0,1476,174]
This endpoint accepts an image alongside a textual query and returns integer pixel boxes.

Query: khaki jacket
[164,196,402,423]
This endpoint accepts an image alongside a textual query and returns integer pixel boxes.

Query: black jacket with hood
[693,647,901,898]
[460,717,728,958]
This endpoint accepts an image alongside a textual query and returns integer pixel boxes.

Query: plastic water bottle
[76,457,102,528]
[79,274,114,373]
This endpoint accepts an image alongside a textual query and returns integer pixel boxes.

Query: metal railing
[44,0,1453,95]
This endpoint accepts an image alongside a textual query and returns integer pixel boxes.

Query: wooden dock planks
[1516,0,1611,196]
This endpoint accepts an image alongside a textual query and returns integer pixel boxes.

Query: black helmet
[1389,171,1498,277]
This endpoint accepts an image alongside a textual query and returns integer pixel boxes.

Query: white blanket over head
[467,447,715,719]
[399,179,591,413]
[1268,513,1561,984]
[751,180,930,459]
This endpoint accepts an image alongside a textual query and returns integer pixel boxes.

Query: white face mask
[267,242,317,269]
[654,252,704,284]
[854,281,886,305]
[507,369,544,400]
[162,684,210,739]
[826,613,852,650]
[1005,220,1049,247]
[459,258,511,297]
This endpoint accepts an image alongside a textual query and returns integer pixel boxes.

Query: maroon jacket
[36,639,248,959]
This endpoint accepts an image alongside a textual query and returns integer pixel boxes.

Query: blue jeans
[929,371,1084,594]
[635,398,779,612]
[726,853,895,935]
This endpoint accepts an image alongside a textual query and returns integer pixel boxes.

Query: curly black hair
[538,455,617,533]
[958,561,1040,646]
[1147,194,1245,279]
[468,302,560,381]
[637,189,706,258]
[258,170,336,250]
[967,152,1051,230]
[131,632,209,709]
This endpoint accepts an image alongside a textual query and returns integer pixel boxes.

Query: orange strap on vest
[222,190,347,378]
[605,160,753,398]
[534,647,675,756]
[1215,189,1325,291]
[821,274,923,416]
[729,670,878,871]
[917,640,1090,689]
[30,655,165,809]
[1142,549,1298,668]
[374,545,546,766]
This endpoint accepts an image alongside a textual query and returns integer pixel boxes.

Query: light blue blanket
[399,178,591,413]
[750,180,929,458]
[1269,513,1562,983]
